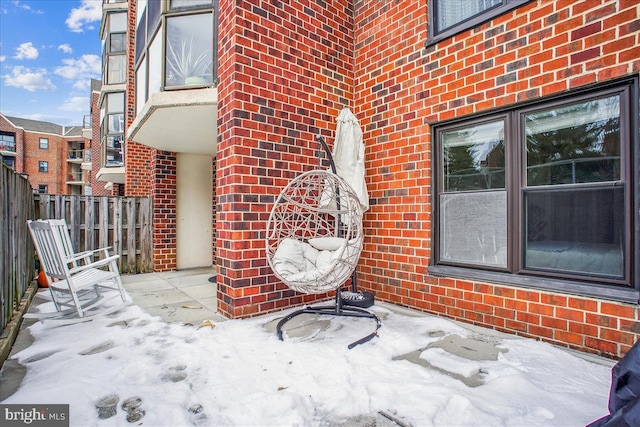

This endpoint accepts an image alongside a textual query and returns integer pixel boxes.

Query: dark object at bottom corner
[342,291,375,308]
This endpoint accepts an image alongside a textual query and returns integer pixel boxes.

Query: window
[165,13,213,87]
[428,0,530,45]
[134,0,217,109]
[103,12,127,85]
[0,132,16,152]
[433,81,636,298]
[39,138,48,149]
[101,92,125,167]
[2,156,15,169]
[39,161,48,172]
[170,0,212,9]
[38,185,48,194]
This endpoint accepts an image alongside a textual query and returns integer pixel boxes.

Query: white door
[176,153,213,269]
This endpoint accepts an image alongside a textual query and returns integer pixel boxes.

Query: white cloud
[0,56,6,62]
[4,66,56,92]
[14,42,39,60]
[59,96,89,112]
[72,79,91,91]
[58,43,73,54]
[54,54,101,80]
[11,0,43,14]
[66,0,101,33]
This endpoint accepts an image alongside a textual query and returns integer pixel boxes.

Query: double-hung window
[39,138,48,149]
[38,161,48,173]
[433,80,637,300]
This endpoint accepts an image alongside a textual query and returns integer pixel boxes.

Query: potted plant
[166,36,212,85]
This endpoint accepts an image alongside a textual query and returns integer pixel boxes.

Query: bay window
[433,81,637,299]
[134,0,216,112]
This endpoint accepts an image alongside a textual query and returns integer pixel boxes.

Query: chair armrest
[66,247,113,263]
[69,254,120,274]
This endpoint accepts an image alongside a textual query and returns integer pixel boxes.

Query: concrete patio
[0,268,616,426]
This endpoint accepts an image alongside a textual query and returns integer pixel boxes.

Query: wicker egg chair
[265,137,380,349]
[265,169,363,294]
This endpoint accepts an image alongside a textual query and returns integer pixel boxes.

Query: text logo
[1,405,69,427]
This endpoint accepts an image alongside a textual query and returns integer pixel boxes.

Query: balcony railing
[0,142,16,153]
[67,171,84,182]
[68,149,85,161]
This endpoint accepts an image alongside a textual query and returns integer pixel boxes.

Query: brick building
[0,114,89,195]
[105,0,640,358]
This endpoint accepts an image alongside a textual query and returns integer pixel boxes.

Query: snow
[2,296,613,427]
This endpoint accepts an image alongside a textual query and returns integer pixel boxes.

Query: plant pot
[185,76,205,85]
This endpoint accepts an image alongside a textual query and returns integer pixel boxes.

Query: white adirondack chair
[27,219,128,321]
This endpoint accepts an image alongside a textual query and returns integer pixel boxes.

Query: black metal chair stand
[273,135,381,349]
[276,281,381,349]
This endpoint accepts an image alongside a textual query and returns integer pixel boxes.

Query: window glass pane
[108,114,124,133]
[137,0,147,24]
[106,136,124,166]
[170,0,212,9]
[524,187,624,278]
[148,32,162,96]
[443,120,505,192]
[39,161,48,172]
[2,156,15,168]
[525,95,621,186]
[107,92,125,112]
[147,0,161,38]
[39,138,48,149]
[0,133,16,151]
[135,8,147,62]
[136,62,147,115]
[110,12,127,32]
[110,33,125,52]
[440,190,507,267]
[107,55,126,84]
[435,0,503,34]
[165,13,213,86]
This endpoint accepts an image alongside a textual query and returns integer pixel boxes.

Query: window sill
[428,264,639,304]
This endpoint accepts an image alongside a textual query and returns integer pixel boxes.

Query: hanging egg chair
[265,135,380,349]
[265,169,363,295]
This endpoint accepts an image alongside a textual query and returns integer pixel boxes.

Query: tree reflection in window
[525,96,620,186]
[443,120,505,192]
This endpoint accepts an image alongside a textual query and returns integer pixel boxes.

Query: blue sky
[0,0,102,126]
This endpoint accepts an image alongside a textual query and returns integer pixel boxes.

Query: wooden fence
[0,164,36,332]
[37,195,154,274]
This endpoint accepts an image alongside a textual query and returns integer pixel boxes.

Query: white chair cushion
[308,237,346,251]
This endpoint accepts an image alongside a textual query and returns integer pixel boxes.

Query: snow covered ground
[2,296,614,426]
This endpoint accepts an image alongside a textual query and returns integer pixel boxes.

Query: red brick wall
[124,0,155,199]
[152,150,177,271]
[352,0,640,358]
[89,88,112,196]
[216,0,355,317]
[0,116,24,172]
[23,132,66,194]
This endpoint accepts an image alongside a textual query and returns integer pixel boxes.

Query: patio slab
[0,267,222,402]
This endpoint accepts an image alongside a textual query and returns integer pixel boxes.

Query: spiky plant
[166,36,211,83]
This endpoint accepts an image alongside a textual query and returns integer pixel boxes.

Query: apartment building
[104,0,640,358]
[0,114,90,195]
